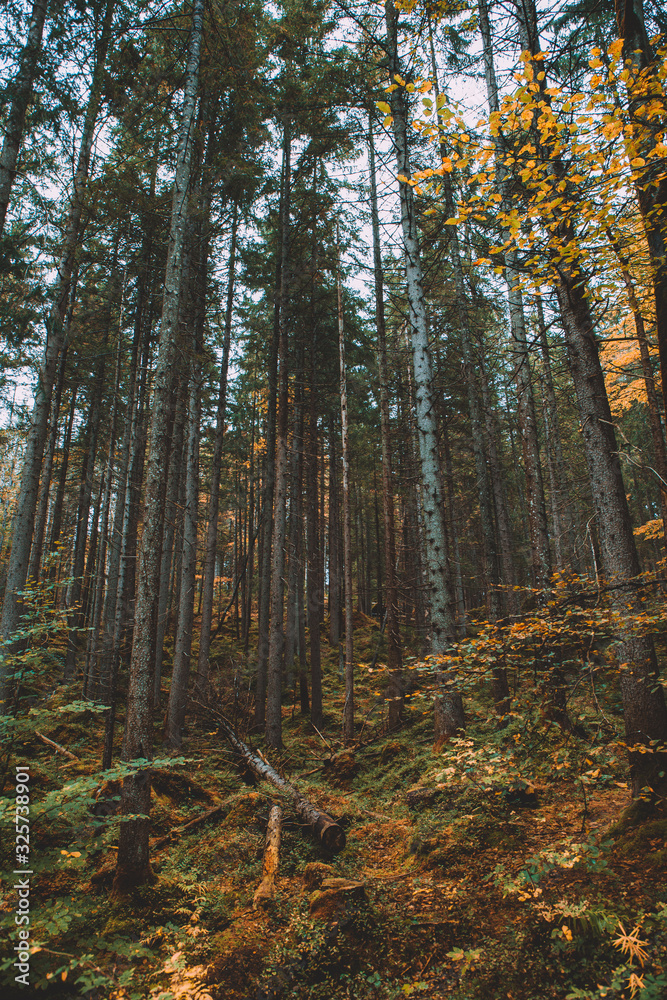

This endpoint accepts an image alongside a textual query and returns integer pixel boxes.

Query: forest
[1,0,667,996]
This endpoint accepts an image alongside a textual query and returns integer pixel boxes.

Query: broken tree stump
[216,715,346,852]
[253,804,282,909]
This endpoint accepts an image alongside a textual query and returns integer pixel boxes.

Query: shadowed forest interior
[1,0,667,997]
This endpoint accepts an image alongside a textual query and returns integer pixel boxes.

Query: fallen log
[216,715,346,852]
[253,804,282,908]
[35,731,79,760]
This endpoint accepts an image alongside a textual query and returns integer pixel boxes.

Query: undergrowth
[0,594,666,999]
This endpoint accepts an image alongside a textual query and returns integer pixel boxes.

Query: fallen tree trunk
[35,731,79,760]
[253,804,282,908]
[216,715,346,852]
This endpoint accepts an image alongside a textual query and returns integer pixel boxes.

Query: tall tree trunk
[327,415,341,648]
[243,392,257,656]
[153,383,186,706]
[114,0,204,892]
[64,308,112,678]
[85,309,125,698]
[556,259,667,796]
[164,336,202,748]
[307,333,322,726]
[0,0,49,233]
[284,352,304,690]
[507,269,551,588]
[440,417,467,633]
[477,350,518,615]
[265,121,292,751]
[101,304,153,760]
[27,343,68,584]
[338,240,354,744]
[47,384,77,573]
[100,194,158,701]
[385,0,454,653]
[370,116,402,701]
[255,160,283,730]
[197,199,237,691]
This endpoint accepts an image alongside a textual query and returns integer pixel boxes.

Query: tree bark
[27,342,68,584]
[197,200,237,691]
[368,115,402,720]
[253,804,282,909]
[338,240,355,744]
[64,315,110,678]
[218,715,345,852]
[307,336,322,725]
[164,342,201,748]
[327,415,341,648]
[153,383,186,706]
[284,355,304,691]
[265,121,292,750]
[114,0,204,892]
[556,266,667,795]
[385,1,454,652]
[255,161,283,730]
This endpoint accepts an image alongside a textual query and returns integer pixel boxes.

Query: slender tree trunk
[114,0,204,892]
[100,208,157,701]
[164,340,201,748]
[328,416,341,648]
[556,266,667,795]
[153,384,186,706]
[243,393,257,656]
[85,310,125,698]
[265,121,292,750]
[284,354,304,689]
[47,384,77,572]
[440,418,466,633]
[27,344,68,583]
[369,116,403,712]
[507,268,551,588]
[0,0,49,233]
[307,332,322,726]
[101,305,153,760]
[476,349,518,613]
[338,241,354,744]
[197,200,237,690]
[64,315,111,678]
[385,1,454,653]
[255,162,283,730]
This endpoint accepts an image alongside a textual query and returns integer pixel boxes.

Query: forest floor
[1,615,667,1000]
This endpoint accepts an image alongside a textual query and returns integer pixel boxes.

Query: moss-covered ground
[1,614,666,999]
